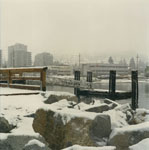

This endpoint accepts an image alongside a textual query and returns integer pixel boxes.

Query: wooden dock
[74,70,139,110]
[0,67,47,91]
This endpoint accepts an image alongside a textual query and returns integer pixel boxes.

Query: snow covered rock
[108,122,149,150]
[115,104,134,124]
[85,104,110,113]
[23,139,51,150]
[62,145,116,150]
[44,94,78,104]
[129,138,149,150]
[129,109,147,124]
[104,99,118,109]
[33,106,111,150]
[0,134,46,150]
[0,117,15,133]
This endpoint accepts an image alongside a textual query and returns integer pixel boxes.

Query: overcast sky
[0,0,149,63]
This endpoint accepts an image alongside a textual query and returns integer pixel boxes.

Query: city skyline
[0,0,149,62]
[0,42,148,66]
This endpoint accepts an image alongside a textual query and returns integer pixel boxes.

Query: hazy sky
[1,0,149,63]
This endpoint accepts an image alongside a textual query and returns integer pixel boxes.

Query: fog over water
[0,0,149,62]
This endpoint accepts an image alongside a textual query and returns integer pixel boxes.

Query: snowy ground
[0,87,73,140]
[0,88,44,139]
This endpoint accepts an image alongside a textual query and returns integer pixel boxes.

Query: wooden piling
[87,72,92,82]
[74,71,80,100]
[40,69,46,91]
[109,70,116,100]
[87,71,92,88]
[131,70,139,110]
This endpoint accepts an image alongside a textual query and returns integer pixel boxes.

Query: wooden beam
[9,84,40,90]
[12,76,40,80]
[0,67,48,73]
[0,92,40,96]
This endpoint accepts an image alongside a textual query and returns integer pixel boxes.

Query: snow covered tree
[129,57,136,70]
[108,56,114,64]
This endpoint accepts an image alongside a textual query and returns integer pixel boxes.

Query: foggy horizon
[0,0,149,63]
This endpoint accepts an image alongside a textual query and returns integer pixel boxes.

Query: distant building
[47,65,73,76]
[81,63,129,77]
[0,49,2,68]
[34,52,53,66]
[8,43,32,67]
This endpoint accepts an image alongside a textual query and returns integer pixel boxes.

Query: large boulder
[33,107,111,150]
[108,122,149,150]
[0,117,15,133]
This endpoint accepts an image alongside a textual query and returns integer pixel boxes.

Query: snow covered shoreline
[0,87,149,150]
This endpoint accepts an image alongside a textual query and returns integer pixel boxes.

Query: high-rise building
[0,49,2,68]
[34,52,53,66]
[8,43,32,67]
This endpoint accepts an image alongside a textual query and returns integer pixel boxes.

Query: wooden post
[40,70,46,91]
[109,70,116,100]
[87,71,92,88]
[8,71,12,87]
[87,71,92,82]
[74,71,80,100]
[131,71,139,110]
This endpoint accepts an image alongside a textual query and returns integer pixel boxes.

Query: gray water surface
[47,80,149,109]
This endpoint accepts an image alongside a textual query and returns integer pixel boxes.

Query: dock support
[109,70,116,100]
[131,71,139,110]
[40,69,46,91]
[74,71,80,101]
[87,71,92,88]
[8,71,12,87]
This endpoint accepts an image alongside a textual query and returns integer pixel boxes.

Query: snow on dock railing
[0,67,47,91]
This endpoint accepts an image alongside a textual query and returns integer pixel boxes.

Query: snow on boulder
[33,100,112,150]
[129,138,149,150]
[62,145,116,150]
[23,139,51,150]
[108,122,149,150]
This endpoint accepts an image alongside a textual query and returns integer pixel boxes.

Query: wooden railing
[0,67,47,91]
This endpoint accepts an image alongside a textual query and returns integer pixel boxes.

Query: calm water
[47,79,149,109]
